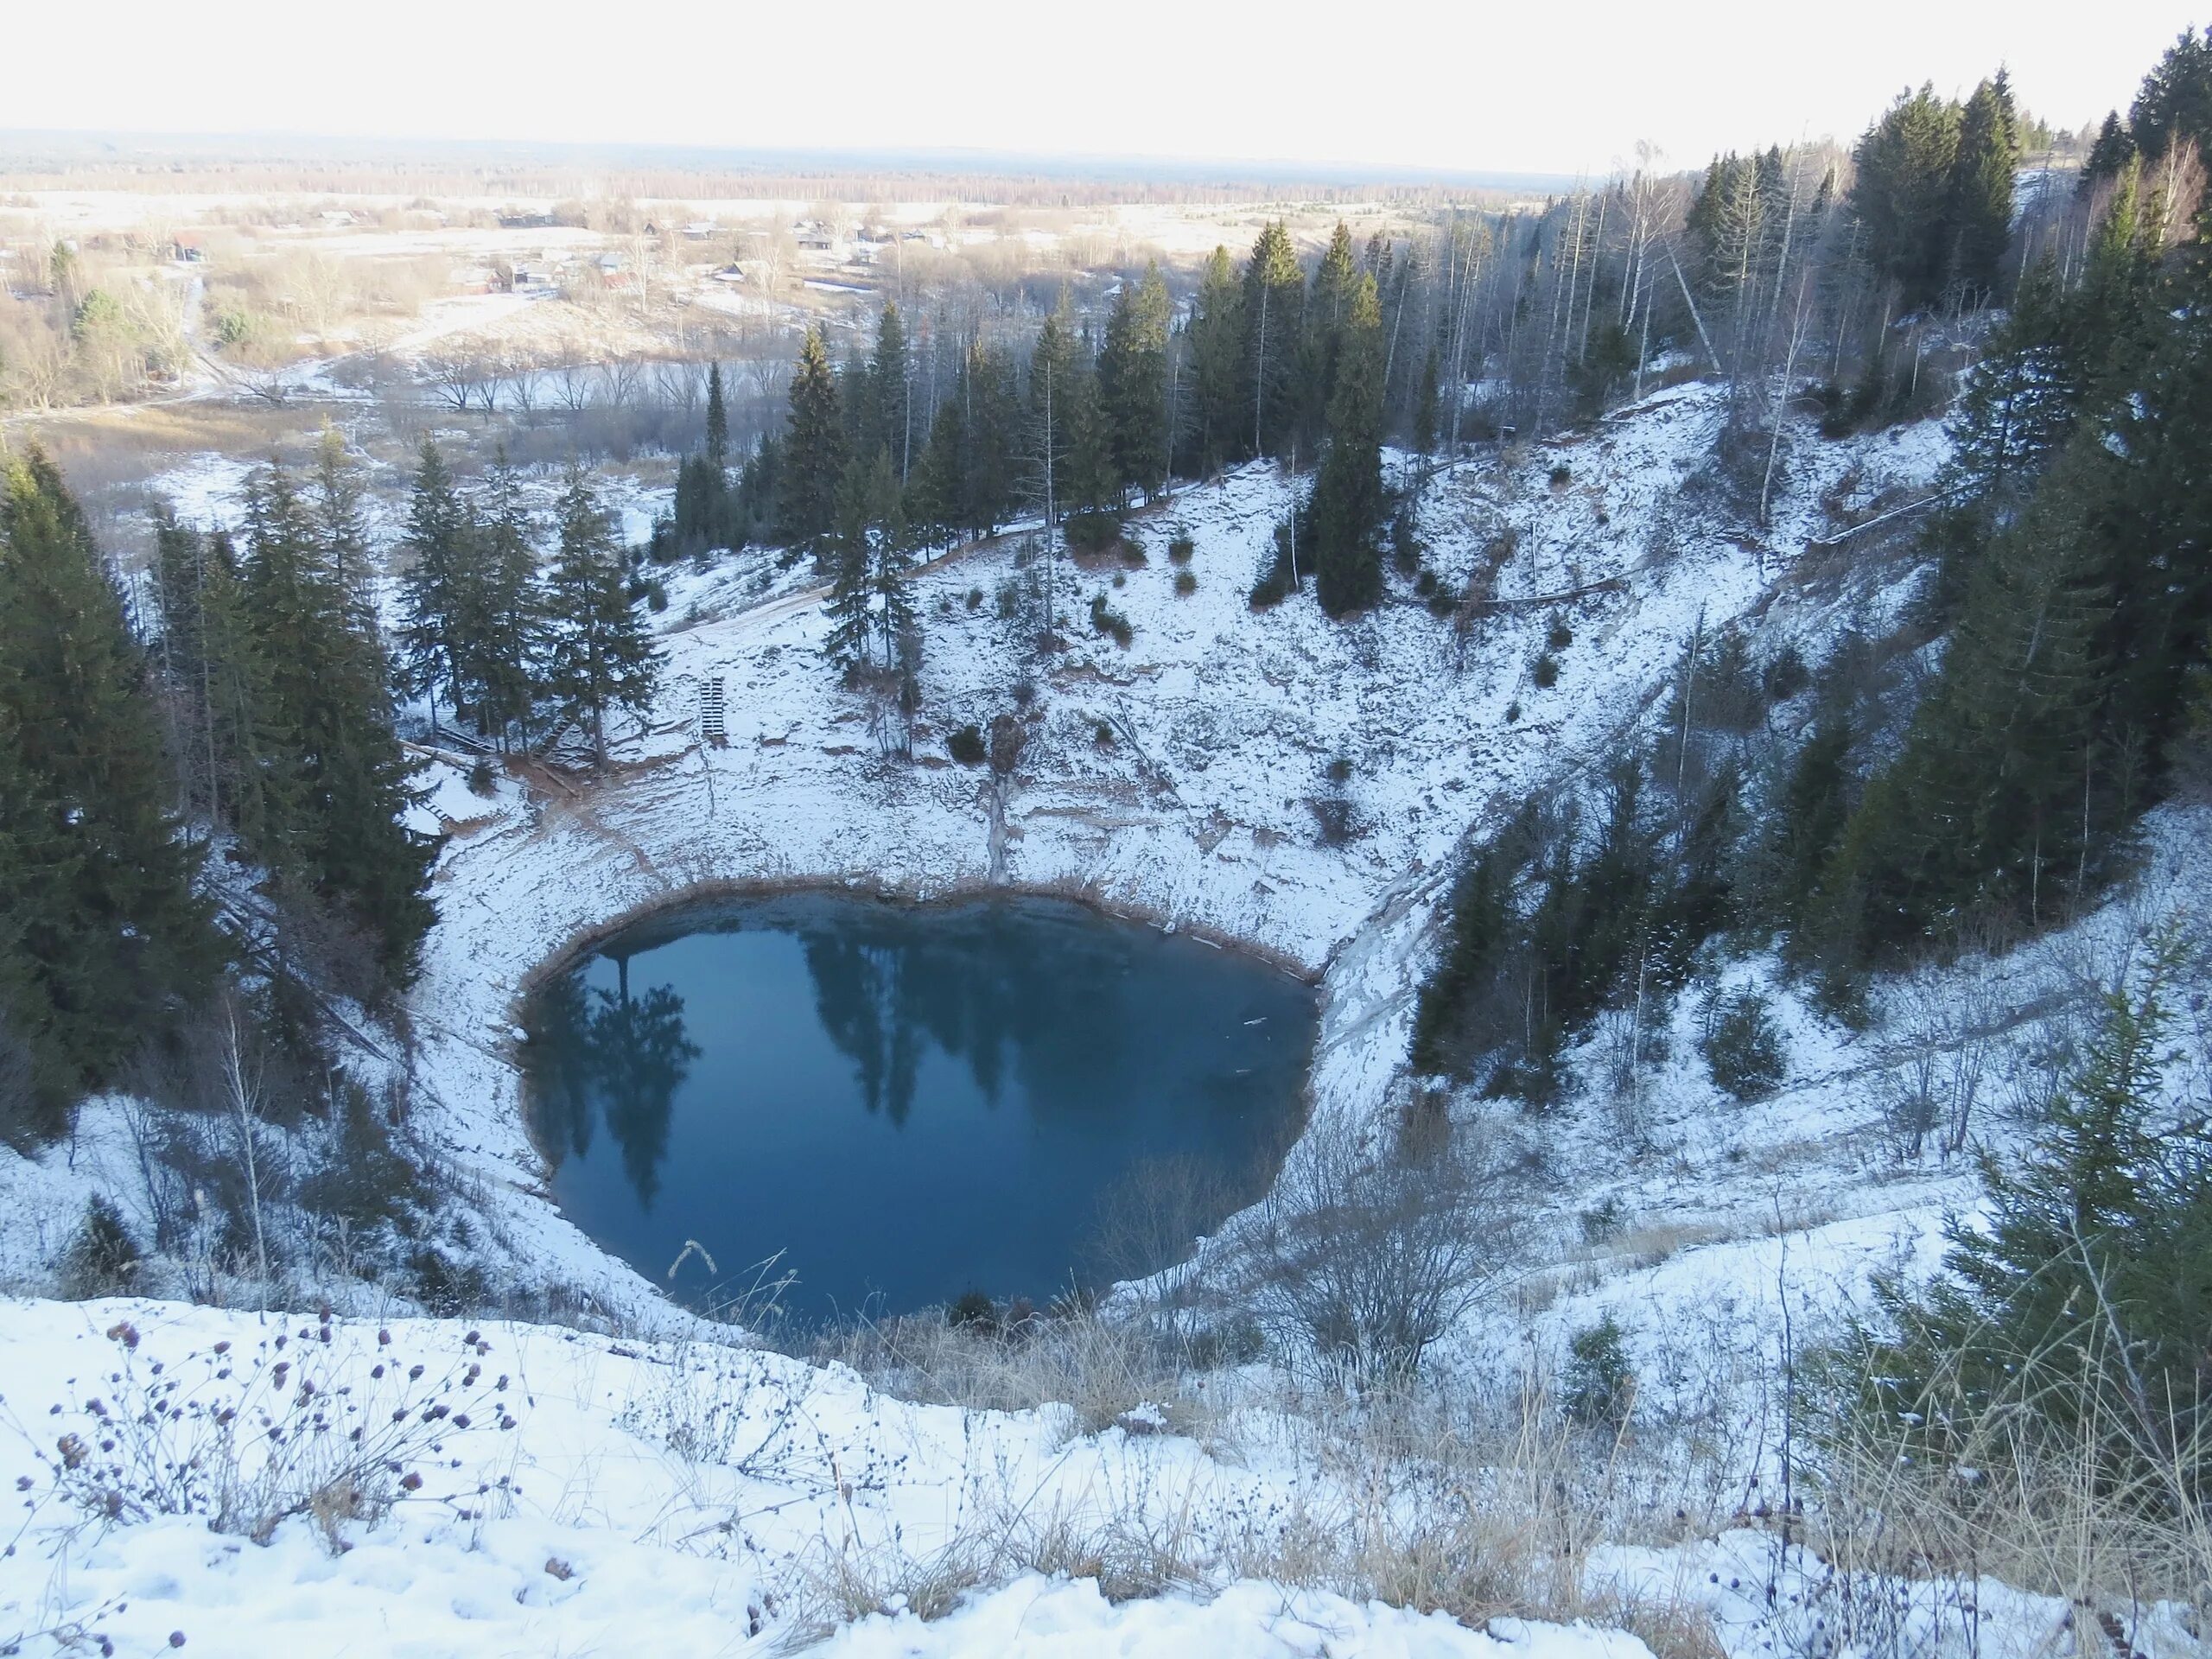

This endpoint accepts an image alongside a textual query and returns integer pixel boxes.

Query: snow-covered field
[2,1297,2180,1659]
[5,379,2206,1656]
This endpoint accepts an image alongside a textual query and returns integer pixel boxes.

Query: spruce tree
[780,326,848,563]
[396,439,474,728]
[1849,84,1963,309]
[537,463,662,767]
[239,463,436,983]
[1240,221,1306,458]
[311,428,376,632]
[823,451,884,675]
[1298,222,1360,452]
[2128,25,2212,167]
[0,453,222,1127]
[1410,343,1440,456]
[868,303,913,479]
[470,448,541,747]
[1188,245,1245,474]
[1309,274,1388,616]
[1868,931,2212,1490]
[1098,263,1172,499]
[703,362,729,472]
[2078,111,2136,196]
[1943,74,2019,304]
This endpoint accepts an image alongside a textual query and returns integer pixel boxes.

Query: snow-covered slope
[7,378,2210,1657]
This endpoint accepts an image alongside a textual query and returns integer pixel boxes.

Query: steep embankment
[382,380,1957,1313]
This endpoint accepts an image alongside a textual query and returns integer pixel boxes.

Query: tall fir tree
[1309,274,1388,616]
[824,450,888,675]
[0,452,221,1131]
[537,464,662,767]
[1187,245,1245,474]
[1850,84,1964,309]
[396,438,474,727]
[239,462,436,983]
[2128,25,2212,167]
[779,325,848,563]
[868,303,913,479]
[469,448,541,748]
[1943,73,2020,303]
[1298,222,1361,453]
[1240,221,1306,458]
[703,362,729,472]
[1097,262,1172,500]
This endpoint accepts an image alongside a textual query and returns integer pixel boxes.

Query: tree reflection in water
[527,951,700,1208]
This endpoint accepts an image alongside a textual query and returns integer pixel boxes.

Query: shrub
[1763,644,1809,702]
[947,1289,999,1331]
[1326,755,1354,785]
[965,586,983,611]
[1547,618,1573,652]
[947,723,987,766]
[1532,652,1560,689]
[1426,589,1456,619]
[1548,462,1573,489]
[1563,1314,1635,1427]
[1578,1198,1625,1243]
[1173,569,1197,597]
[1065,509,1123,553]
[1236,1127,1520,1383]
[1167,535,1195,564]
[1094,720,1116,749]
[1700,988,1787,1100]
[467,757,496,796]
[299,1079,424,1231]
[60,1194,142,1298]
[1504,701,1521,723]
[1089,593,1133,648]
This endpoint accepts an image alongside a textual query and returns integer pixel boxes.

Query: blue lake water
[523,893,1315,1323]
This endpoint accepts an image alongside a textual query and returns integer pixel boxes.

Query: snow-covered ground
[2,1297,2181,1659]
[6,378,2206,1656]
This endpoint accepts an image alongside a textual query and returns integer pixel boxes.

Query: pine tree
[1410,343,1440,456]
[0,452,222,1127]
[1298,222,1360,452]
[311,428,375,632]
[1824,437,2107,958]
[239,462,436,982]
[734,432,783,545]
[1869,930,2211,1488]
[2128,25,2212,167]
[1850,84,1964,309]
[537,463,662,767]
[868,303,913,479]
[823,450,885,675]
[1309,274,1388,616]
[703,362,729,472]
[1188,245,1245,473]
[1943,74,2019,303]
[1241,222,1306,459]
[2078,111,2137,196]
[1098,263,1172,500]
[396,439,474,727]
[470,448,541,748]
[780,326,848,563]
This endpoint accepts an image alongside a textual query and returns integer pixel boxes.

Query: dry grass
[806,1303,1230,1440]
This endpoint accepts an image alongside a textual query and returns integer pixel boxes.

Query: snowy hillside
[2,1297,2180,1659]
[5,378,2208,1656]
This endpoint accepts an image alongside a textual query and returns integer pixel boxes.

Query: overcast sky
[9,0,2196,178]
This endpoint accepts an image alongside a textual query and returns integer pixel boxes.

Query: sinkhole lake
[523,893,1317,1322]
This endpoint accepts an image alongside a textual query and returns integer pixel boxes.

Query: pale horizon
[10,0,2198,181]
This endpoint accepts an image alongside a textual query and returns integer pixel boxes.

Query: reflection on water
[523,894,1314,1321]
